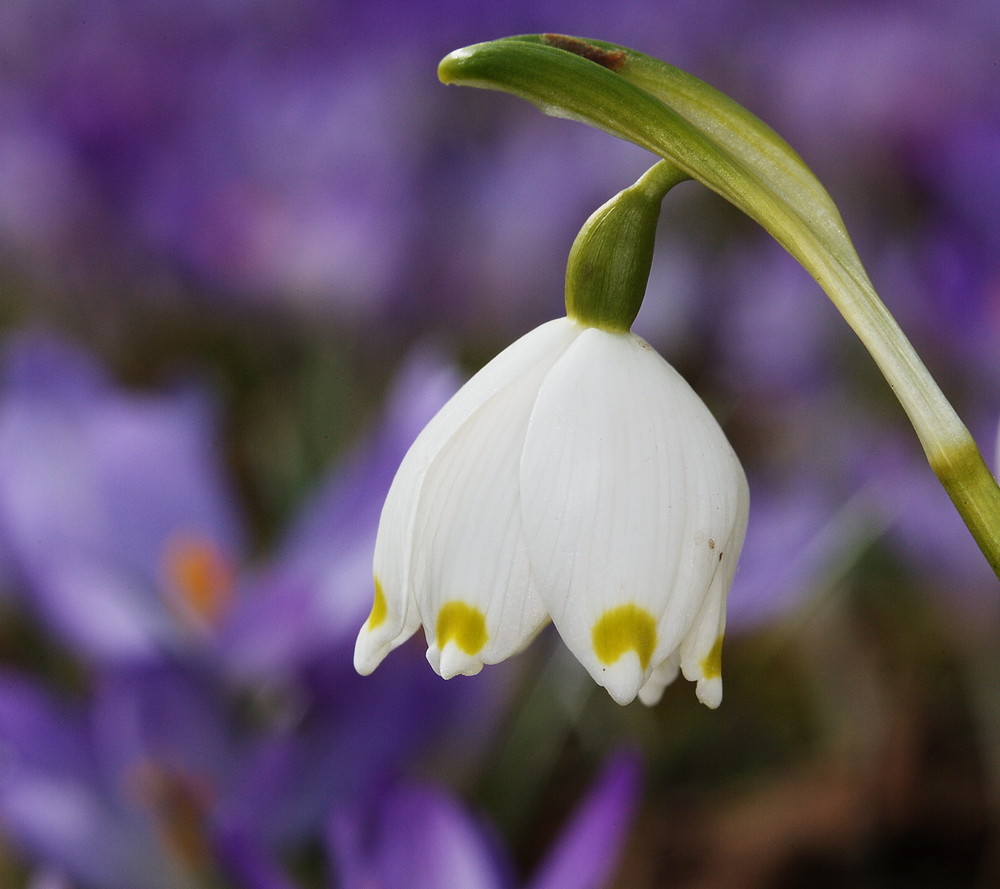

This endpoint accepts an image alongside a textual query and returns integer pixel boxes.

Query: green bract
[439,34,1000,578]
[565,160,687,332]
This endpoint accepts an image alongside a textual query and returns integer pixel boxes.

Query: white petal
[413,323,584,678]
[681,577,726,709]
[679,508,748,709]
[520,329,748,705]
[637,653,680,706]
[356,318,581,675]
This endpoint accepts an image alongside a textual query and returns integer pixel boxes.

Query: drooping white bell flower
[354,314,748,706]
[354,161,749,706]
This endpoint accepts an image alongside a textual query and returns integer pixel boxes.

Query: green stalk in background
[438,34,1000,579]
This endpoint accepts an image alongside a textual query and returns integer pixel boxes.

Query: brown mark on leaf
[542,34,627,71]
[708,538,716,550]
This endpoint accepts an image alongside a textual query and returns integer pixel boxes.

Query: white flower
[354,316,748,707]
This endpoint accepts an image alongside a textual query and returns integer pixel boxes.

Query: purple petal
[88,664,233,794]
[91,390,244,586]
[328,783,509,889]
[526,752,642,889]
[20,559,177,661]
[212,827,300,889]
[0,329,109,401]
[0,670,93,782]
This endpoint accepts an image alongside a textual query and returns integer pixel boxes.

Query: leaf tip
[437,46,474,84]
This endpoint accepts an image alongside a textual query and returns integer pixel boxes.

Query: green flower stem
[439,34,1000,578]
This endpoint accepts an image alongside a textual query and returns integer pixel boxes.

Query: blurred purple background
[1,1,999,887]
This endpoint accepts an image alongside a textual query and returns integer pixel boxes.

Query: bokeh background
[1,1,999,887]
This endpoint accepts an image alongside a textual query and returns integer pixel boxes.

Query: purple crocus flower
[0,329,245,663]
[328,752,642,889]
